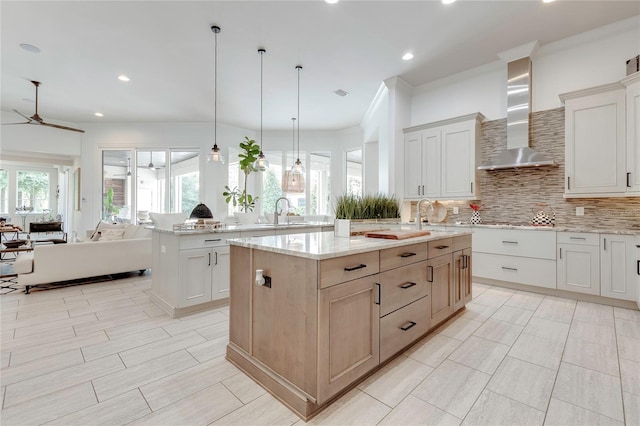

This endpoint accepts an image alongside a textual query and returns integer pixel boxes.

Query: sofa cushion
[149,212,188,230]
[90,221,127,240]
[14,251,34,274]
[101,229,125,241]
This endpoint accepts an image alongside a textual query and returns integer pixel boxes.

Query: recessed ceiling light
[19,43,40,53]
[442,0,457,4]
[542,0,556,3]
[94,112,104,117]
[118,75,130,82]
[402,52,414,61]
[333,89,349,97]
[325,0,339,4]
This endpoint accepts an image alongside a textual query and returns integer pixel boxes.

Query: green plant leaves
[334,193,400,220]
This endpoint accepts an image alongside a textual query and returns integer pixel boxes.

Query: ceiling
[1,1,638,132]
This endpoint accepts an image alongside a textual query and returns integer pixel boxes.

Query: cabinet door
[318,276,379,403]
[178,248,212,307]
[428,253,454,326]
[211,245,230,301]
[626,79,640,193]
[441,121,475,198]
[565,89,626,195]
[557,244,600,295]
[453,248,472,311]
[404,132,423,199]
[601,234,637,301]
[422,129,441,198]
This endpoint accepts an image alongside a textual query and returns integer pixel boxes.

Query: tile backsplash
[411,107,640,230]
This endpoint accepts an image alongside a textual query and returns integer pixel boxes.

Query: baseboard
[148,292,229,318]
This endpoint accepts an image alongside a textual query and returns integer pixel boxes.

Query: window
[17,170,50,212]
[346,149,362,196]
[136,150,165,216]
[103,150,132,222]
[309,153,331,215]
[0,170,7,214]
[170,150,199,215]
[262,152,283,215]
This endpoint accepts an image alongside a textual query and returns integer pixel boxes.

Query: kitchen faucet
[415,198,434,230]
[274,197,291,225]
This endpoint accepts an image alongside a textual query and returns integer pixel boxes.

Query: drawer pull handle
[344,264,367,272]
[463,255,469,269]
[637,260,639,276]
[205,239,222,242]
[375,283,381,305]
[435,245,449,250]
[569,237,586,240]
[400,252,417,258]
[501,266,518,272]
[427,265,434,282]
[400,282,417,289]
[502,241,518,244]
[628,172,632,188]
[400,321,417,331]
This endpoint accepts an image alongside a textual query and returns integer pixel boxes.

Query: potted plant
[223,137,261,222]
[334,193,400,236]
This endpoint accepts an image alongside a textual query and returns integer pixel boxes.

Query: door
[211,245,230,301]
[404,132,423,199]
[428,253,454,326]
[441,121,475,198]
[601,234,637,301]
[318,276,379,403]
[557,244,600,295]
[178,248,212,307]
[422,129,441,198]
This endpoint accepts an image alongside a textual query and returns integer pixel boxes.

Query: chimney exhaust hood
[478,50,557,170]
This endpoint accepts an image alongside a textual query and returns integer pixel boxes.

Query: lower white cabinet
[212,245,230,301]
[557,232,600,295]
[179,248,213,307]
[601,233,637,301]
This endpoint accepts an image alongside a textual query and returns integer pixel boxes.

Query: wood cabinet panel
[380,296,430,363]
[428,238,453,258]
[319,251,379,289]
[229,246,252,352]
[379,242,428,272]
[453,248,472,310]
[318,276,379,403]
[429,254,454,326]
[379,260,429,317]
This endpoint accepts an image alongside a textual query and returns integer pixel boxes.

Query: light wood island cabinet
[226,230,472,420]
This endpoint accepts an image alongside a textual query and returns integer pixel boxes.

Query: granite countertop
[422,222,640,235]
[228,228,472,260]
[150,221,333,235]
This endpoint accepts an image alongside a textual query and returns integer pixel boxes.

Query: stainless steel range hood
[478,56,557,170]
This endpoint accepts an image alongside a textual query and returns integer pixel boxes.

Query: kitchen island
[149,222,333,317]
[226,229,472,420]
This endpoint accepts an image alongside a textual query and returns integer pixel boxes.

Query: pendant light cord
[260,49,264,152]
[296,66,302,162]
[214,27,218,147]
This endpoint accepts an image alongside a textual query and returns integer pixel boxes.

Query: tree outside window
[0,170,7,214]
[17,171,50,212]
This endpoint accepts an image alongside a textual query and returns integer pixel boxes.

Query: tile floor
[1,276,639,425]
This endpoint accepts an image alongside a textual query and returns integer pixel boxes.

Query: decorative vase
[470,210,482,224]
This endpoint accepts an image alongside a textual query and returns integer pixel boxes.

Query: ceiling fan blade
[40,121,85,133]
[12,109,33,122]
[1,122,30,125]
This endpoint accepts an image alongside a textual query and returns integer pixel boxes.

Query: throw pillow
[89,221,127,240]
[122,224,139,239]
[149,212,188,230]
[100,229,125,241]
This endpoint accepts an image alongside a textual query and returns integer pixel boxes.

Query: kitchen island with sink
[226,229,472,420]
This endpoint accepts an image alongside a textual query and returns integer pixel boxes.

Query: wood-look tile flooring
[1,276,639,425]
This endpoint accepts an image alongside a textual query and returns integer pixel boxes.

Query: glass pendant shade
[207,143,225,164]
[253,151,269,171]
[292,158,305,174]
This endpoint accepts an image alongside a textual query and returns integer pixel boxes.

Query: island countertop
[228,228,472,260]
[150,221,332,235]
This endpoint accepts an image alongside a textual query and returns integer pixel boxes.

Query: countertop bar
[228,228,472,260]
[150,221,332,235]
[421,222,640,235]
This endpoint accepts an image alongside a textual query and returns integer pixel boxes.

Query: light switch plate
[576,207,584,216]
[453,207,459,215]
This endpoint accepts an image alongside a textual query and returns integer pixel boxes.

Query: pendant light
[291,65,305,176]
[207,25,225,164]
[253,48,269,171]
[148,151,155,170]
[126,157,132,176]
[282,118,304,193]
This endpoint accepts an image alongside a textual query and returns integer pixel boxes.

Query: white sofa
[14,224,152,292]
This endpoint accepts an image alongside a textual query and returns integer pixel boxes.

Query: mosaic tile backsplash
[412,107,640,230]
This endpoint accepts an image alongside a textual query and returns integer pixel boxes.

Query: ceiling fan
[4,80,85,133]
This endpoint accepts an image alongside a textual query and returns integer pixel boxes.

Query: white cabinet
[600,233,637,301]
[403,113,483,200]
[557,232,600,295]
[561,73,640,198]
[179,248,213,307]
[211,245,230,301]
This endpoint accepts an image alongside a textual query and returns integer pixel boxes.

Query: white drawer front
[473,252,556,288]
[557,232,599,245]
[179,234,233,250]
[472,228,556,259]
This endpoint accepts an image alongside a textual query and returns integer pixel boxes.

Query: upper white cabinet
[560,73,640,198]
[403,113,484,200]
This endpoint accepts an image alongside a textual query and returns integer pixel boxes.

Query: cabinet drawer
[379,242,428,272]
[379,261,429,317]
[452,234,472,252]
[472,228,556,259]
[557,232,599,245]
[428,238,453,258]
[380,296,430,362]
[179,234,232,250]
[473,252,556,288]
[319,251,380,289]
